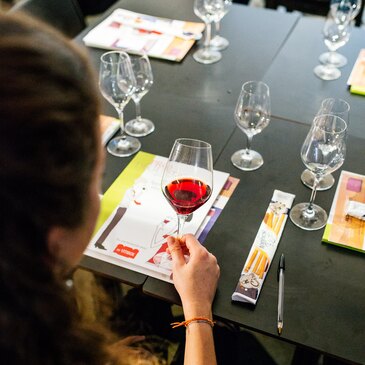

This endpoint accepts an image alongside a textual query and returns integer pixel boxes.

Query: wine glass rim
[175,138,212,149]
[241,81,269,93]
[313,114,348,134]
[320,97,350,112]
[100,51,130,64]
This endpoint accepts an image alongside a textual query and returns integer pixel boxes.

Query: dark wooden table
[77,0,301,178]
[262,16,365,137]
[78,0,300,285]
[77,2,365,364]
[139,9,365,365]
[144,117,365,364]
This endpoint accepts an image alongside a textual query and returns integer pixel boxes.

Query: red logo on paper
[113,244,139,259]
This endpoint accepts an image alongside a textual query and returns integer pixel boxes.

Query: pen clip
[277,253,285,281]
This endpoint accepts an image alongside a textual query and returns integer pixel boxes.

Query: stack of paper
[83,9,205,62]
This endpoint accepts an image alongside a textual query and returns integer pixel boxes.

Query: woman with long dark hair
[0,12,219,365]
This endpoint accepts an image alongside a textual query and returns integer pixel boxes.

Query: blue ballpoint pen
[277,253,285,335]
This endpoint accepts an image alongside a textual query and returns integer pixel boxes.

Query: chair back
[10,0,86,37]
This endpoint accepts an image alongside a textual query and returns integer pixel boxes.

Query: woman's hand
[167,234,220,319]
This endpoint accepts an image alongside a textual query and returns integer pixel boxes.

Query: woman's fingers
[167,236,185,266]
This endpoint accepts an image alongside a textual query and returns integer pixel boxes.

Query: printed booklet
[85,151,238,283]
[83,9,205,62]
[323,171,365,253]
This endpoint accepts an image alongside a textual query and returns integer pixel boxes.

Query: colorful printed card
[232,190,295,305]
[323,171,365,253]
[83,9,205,62]
[347,49,365,96]
[85,152,236,283]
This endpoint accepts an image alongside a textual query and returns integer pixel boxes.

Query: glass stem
[328,51,336,65]
[308,177,319,211]
[176,214,187,238]
[204,22,212,51]
[134,99,142,122]
[117,109,125,138]
[215,20,221,36]
[245,135,253,155]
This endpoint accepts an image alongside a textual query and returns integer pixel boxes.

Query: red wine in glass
[161,138,213,237]
[164,178,212,215]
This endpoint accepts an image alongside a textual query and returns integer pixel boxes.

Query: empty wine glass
[314,17,351,80]
[330,0,362,22]
[99,51,141,157]
[210,0,232,51]
[193,0,224,64]
[301,98,350,191]
[319,0,356,68]
[231,81,271,171]
[161,138,213,237]
[290,114,347,231]
[125,54,154,137]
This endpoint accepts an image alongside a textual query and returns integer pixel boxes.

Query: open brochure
[85,152,238,283]
[83,9,205,62]
[323,171,365,253]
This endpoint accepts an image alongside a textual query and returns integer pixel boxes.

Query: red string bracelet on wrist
[171,317,215,329]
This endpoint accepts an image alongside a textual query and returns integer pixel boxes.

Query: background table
[262,16,365,137]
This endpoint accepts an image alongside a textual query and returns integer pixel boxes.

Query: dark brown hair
[0,11,111,364]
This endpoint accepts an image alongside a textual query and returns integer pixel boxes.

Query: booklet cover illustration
[323,171,365,253]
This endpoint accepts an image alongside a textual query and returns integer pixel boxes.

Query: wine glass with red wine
[162,138,213,237]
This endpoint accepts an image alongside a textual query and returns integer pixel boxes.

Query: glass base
[193,48,222,64]
[301,170,335,191]
[319,52,347,68]
[107,135,141,157]
[125,118,155,137]
[314,64,341,81]
[210,35,229,51]
[290,202,328,231]
[231,149,263,171]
